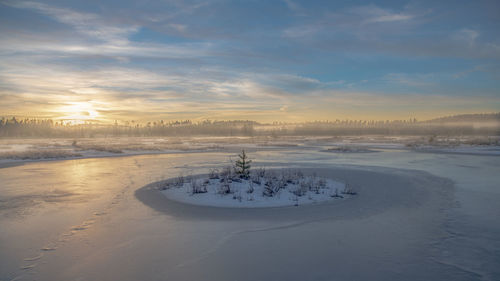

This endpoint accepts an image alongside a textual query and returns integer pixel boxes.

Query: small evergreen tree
[235,149,252,179]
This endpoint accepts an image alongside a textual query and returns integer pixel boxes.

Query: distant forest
[0,113,499,138]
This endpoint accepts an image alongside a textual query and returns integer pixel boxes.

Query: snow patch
[159,170,353,208]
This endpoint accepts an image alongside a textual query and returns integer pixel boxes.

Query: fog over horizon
[1,112,499,138]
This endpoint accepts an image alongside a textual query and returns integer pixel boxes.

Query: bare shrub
[191,180,207,194]
[295,170,304,179]
[232,191,242,202]
[218,180,231,194]
[251,173,261,185]
[247,181,254,194]
[276,175,287,191]
[331,188,344,198]
[264,170,277,184]
[174,173,185,187]
[208,168,219,179]
[185,174,193,184]
[263,182,275,197]
[262,171,287,197]
[220,165,233,179]
[256,167,266,178]
[291,180,308,197]
[309,173,321,193]
[304,177,314,191]
[318,178,327,189]
[156,176,169,190]
[341,183,357,195]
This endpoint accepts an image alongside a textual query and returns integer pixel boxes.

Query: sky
[0,0,499,123]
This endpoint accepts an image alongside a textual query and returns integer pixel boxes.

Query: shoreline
[0,149,228,167]
[1,144,498,169]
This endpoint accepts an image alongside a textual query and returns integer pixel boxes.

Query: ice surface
[0,139,499,281]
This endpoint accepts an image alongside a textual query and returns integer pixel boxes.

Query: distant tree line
[0,113,498,138]
[0,117,259,138]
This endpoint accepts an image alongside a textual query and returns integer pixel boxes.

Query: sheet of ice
[412,144,500,155]
[0,145,499,281]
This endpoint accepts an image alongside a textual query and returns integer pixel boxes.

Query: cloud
[0,32,213,62]
[1,1,213,61]
[383,73,436,87]
[2,54,498,121]
[453,28,479,45]
[283,0,300,12]
[452,64,500,80]
[285,4,420,33]
[0,1,498,122]
[282,25,319,38]
[280,4,500,59]
[166,23,187,33]
[349,5,415,24]
[4,1,138,44]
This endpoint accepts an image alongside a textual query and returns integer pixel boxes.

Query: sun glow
[57,102,100,124]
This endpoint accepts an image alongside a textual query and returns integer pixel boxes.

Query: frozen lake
[1,145,499,280]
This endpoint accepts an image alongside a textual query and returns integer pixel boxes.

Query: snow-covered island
[157,150,356,208]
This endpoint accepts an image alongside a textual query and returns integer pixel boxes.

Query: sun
[57,102,100,124]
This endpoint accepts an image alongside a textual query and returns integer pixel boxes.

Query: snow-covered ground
[159,172,348,208]
[0,138,225,162]
[0,138,499,281]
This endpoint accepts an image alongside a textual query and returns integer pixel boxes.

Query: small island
[158,150,357,208]
[323,145,377,153]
